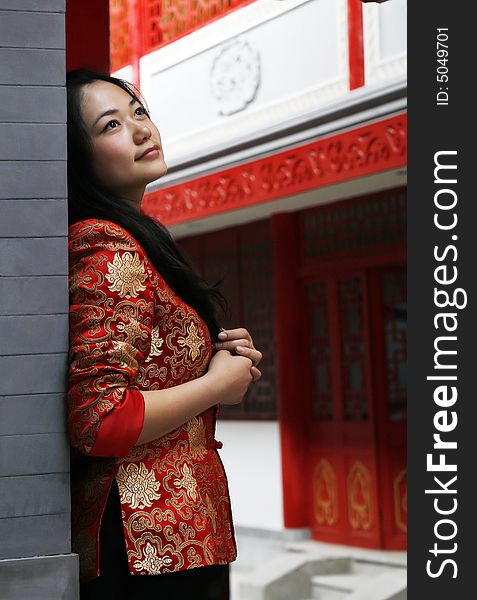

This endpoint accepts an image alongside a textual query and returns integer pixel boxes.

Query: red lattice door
[369,266,407,549]
[303,266,406,549]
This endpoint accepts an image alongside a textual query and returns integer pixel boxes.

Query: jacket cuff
[90,389,145,457]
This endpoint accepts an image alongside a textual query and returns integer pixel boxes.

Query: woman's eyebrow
[92,96,138,127]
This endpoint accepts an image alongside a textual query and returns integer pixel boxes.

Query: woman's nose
[133,123,151,143]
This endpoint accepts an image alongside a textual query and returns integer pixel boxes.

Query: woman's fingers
[216,328,262,376]
[214,341,262,367]
[250,366,262,381]
[215,338,251,351]
[218,328,252,343]
[235,345,262,367]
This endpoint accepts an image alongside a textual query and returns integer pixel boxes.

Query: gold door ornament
[394,468,407,533]
[313,459,339,526]
[347,461,374,530]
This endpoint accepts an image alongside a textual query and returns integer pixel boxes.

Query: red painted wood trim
[143,114,407,226]
[347,0,365,89]
[272,213,309,528]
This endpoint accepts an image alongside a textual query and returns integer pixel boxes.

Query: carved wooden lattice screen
[141,0,255,52]
[300,189,406,261]
[178,219,276,419]
[382,270,407,422]
[307,281,333,421]
[110,0,256,71]
[110,0,132,72]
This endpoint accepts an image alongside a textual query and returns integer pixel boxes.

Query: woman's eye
[135,106,146,116]
[104,120,120,131]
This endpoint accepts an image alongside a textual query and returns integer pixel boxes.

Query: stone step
[348,559,400,576]
[346,571,406,600]
[311,574,372,600]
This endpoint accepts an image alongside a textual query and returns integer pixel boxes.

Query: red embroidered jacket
[67,219,237,582]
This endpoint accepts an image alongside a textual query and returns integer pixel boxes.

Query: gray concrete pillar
[0,1,79,597]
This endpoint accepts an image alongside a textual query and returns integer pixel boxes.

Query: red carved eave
[142,113,407,226]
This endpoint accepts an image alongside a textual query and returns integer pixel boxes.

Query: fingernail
[236,346,245,352]
[218,331,227,339]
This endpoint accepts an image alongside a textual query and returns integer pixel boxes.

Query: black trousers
[80,479,230,600]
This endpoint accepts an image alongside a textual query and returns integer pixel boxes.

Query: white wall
[215,420,284,531]
[115,0,407,171]
[363,0,407,85]
[140,0,349,166]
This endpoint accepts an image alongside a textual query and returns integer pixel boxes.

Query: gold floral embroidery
[186,417,207,459]
[108,340,139,370]
[117,463,161,509]
[93,392,115,414]
[133,541,173,574]
[127,507,177,533]
[105,252,148,299]
[161,312,211,379]
[136,363,167,387]
[187,546,202,568]
[116,318,148,346]
[68,221,237,581]
[202,494,218,533]
[146,326,164,363]
[177,320,205,361]
[173,463,198,501]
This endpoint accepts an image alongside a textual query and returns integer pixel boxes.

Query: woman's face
[80,80,167,205]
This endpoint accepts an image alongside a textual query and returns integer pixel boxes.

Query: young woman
[66,69,262,599]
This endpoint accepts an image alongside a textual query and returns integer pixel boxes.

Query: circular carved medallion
[211,38,261,116]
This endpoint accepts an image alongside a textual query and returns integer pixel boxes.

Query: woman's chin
[156,162,168,180]
[143,166,167,188]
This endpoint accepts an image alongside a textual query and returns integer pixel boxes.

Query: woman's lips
[136,147,160,160]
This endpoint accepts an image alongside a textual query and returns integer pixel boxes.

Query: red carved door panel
[304,272,381,547]
[303,266,406,549]
[369,266,407,549]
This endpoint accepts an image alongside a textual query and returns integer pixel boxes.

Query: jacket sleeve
[67,222,156,457]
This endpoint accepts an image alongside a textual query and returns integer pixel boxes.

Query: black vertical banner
[408,2,475,598]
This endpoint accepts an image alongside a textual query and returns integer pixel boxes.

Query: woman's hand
[214,327,262,381]
[206,350,253,405]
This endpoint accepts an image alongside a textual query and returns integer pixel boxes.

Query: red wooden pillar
[347,0,365,89]
[272,213,309,529]
[66,0,110,73]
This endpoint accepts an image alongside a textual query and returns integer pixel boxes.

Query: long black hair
[66,68,227,340]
